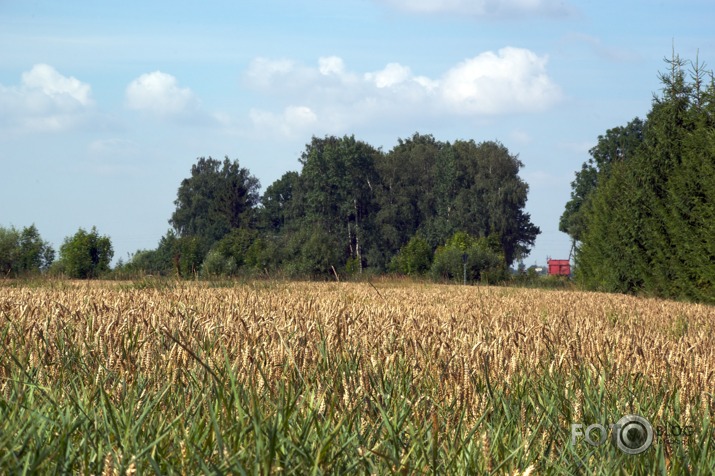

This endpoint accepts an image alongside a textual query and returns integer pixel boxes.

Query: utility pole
[462,252,468,285]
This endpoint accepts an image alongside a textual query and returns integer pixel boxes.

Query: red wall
[548,259,571,276]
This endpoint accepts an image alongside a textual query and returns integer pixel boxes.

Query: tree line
[0,134,540,283]
[5,54,711,301]
[560,54,714,303]
[120,133,540,282]
[0,225,112,279]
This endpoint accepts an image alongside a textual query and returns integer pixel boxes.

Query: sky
[1,0,714,267]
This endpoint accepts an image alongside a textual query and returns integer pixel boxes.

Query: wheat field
[1,279,713,474]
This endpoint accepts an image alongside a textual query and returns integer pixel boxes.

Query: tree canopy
[58,227,113,279]
[127,133,540,281]
[565,54,715,302]
[166,156,260,276]
[170,156,260,243]
[0,224,54,276]
[559,118,645,244]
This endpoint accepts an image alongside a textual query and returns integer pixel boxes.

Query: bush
[430,232,505,283]
[0,227,20,276]
[124,230,187,277]
[0,224,55,277]
[124,249,168,276]
[58,227,113,279]
[213,228,258,268]
[201,249,238,277]
[244,237,279,271]
[282,225,343,278]
[389,235,432,275]
[175,235,210,278]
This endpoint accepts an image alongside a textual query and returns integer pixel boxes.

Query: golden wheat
[1,281,713,422]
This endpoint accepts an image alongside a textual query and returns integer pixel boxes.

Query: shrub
[389,235,432,275]
[58,227,113,279]
[201,249,238,277]
[430,232,505,283]
[0,224,54,276]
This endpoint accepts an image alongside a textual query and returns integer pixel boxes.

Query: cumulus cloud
[0,64,94,132]
[244,48,561,135]
[365,63,412,88]
[441,47,561,114]
[319,56,346,76]
[245,58,314,92]
[245,56,358,96]
[376,0,574,17]
[249,105,318,137]
[125,71,199,117]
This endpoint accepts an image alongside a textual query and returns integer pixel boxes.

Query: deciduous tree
[58,227,113,279]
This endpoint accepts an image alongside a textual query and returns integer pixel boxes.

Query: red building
[547,258,571,276]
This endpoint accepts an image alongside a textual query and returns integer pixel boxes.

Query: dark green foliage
[201,249,237,277]
[162,156,260,277]
[128,133,538,282]
[664,107,715,300]
[122,249,166,276]
[388,235,432,275]
[374,134,539,269]
[212,228,258,268]
[0,224,55,276]
[244,236,281,272]
[174,235,209,278]
[430,231,506,283]
[18,225,55,273]
[170,156,260,243]
[201,228,266,277]
[283,222,344,277]
[375,133,446,256]
[559,161,597,243]
[448,140,539,266]
[298,135,381,273]
[0,226,20,276]
[58,227,113,279]
[123,230,181,276]
[575,162,647,292]
[573,54,715,302]
[260,134,538,278]
[258,171,302,233]
[560,118,645,244]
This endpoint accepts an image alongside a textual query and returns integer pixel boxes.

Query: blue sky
[1,0,713,266]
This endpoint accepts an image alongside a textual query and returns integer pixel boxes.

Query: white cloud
[319,56,346,76]
[413,75,439,92]
[22,64,92,106]
[244,49,561,136]
[0,64,94,132]
[249,105,318,137]
[377,0,573,17]
[125,71,199,117]
[441,47,561,114]
[365,63,412,88]
[245,58,303,90]
[245,56,358,95]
